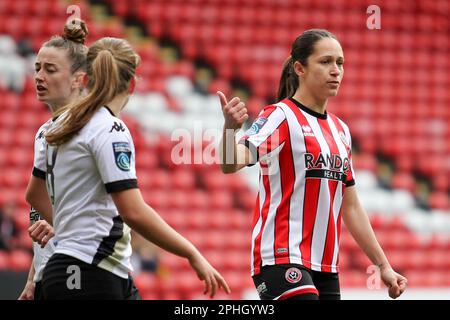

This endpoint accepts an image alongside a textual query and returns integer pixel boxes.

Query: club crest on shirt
[246,117,268,136]
[112,142,131,171]
[285,267,302,284]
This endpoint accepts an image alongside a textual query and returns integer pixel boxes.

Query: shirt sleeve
[342,123,355,187]
[89,119,138,193]
[32,124,48,180]
[238,106,288,166]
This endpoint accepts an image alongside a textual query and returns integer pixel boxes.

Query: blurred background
[0,0,449,300]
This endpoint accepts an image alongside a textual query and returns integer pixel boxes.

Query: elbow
[118,204,144,228]
[120,210,138,227]
[25,189,37,208]
[25,191,32,205]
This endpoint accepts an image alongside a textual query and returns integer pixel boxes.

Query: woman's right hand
[188,252,231,298]
[218,91,248,130]
[29,220,55,248]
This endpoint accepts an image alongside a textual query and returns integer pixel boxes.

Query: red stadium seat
[0,251,10,270]
[0,0,448,299]
[428,192,450,210]
[133,272,161,297]
[8,249,32,271]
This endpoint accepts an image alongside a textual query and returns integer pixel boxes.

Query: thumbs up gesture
[217,91,249,130]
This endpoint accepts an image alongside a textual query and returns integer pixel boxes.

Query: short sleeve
[89,120,138,193]
[32,122,50,180]
[238,106,288,165]
[342,123,355,187]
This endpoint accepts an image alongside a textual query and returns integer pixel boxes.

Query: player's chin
[36,94,48,102]
[325,89,339,97]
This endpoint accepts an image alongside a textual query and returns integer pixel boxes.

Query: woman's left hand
[380,266,407,299]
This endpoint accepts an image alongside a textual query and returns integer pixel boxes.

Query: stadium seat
[1,0,448,299]
[8,249,32,271]
[0,251,10,270]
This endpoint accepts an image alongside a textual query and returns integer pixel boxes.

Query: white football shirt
[240,98,355,275]
[45,107,138,279]
[31,119,56,283]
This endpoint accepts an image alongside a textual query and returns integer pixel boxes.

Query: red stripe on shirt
[274,121,294,264]
[328,114,354,184]
[252,163,271,274]
[284,99,323,269]
[318,118,342,271]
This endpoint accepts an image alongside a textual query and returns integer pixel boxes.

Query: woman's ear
[293,61,305,77]
[72,71,87,90]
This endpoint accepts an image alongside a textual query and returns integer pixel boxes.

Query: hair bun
[63,19,88,44]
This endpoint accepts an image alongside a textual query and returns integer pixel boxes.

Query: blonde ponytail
[46,37,140,145]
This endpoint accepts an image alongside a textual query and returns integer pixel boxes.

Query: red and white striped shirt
[240,98,355,275]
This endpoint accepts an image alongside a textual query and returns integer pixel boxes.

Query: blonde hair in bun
[43,19,89,73]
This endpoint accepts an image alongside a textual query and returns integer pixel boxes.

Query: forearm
[220,126,239,173]
[26,262,36,283]
[342,189,391,269]
[220,126,253,173]
[123,203,200,261]
[26,177,53,224]
[28,198,53,225]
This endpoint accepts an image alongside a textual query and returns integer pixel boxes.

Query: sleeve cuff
[105,179,138,193]
[238,139,258,167]
[32,167,46,180]
[346,179,356,187]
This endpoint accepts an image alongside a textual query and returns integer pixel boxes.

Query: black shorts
[252,264,340,300]
[42,253,141,300]
[34,281,43,300]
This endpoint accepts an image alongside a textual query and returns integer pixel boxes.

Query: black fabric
[41,253,141,300]
[252,264,340,301]
[103,105,117,117]
[305,168,348,183]
[34,281,43,300]
[238,139,258,167]
[32,167,46,180]
[289,97,327,119]
[346,179,356,187]
[92,215,124,266]
[105,179,138,193]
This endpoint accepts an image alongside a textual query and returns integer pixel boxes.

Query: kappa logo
[301,125,315,137]
[36,130,45,140]
[109,121,126,133]
[285,267,302,284]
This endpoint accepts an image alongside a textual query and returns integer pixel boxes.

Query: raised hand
[217,91,248,130]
